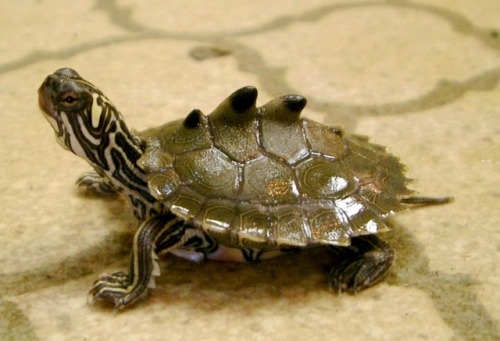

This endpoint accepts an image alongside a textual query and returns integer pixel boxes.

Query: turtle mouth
[38,83,56,118]
[38,80,65,138]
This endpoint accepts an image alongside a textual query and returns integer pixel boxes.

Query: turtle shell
[138,87,413,248]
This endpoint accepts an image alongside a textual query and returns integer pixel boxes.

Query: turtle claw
[76,171,118,196]
[88,271,144,310]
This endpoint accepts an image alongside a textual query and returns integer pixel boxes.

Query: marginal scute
[148,169,181,201]
[307,205,351,245]
[270,205,309,246]
[199,200,237,244]
[236,202,270,248]
[359,189,405,214]
[333,196,389,236]
[169,187,206,220]
[138,148,173,174]
[342,154,378,179]
[377,156,413,196]
[375,172,413,196]
[346,136,381,163]
[348,207,388,236]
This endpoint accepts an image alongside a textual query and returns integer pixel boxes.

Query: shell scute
[296,156,357,200]
[359,188,404,214]
[169,187,206,220]
[148,169,181,200]
[209,86,260,163]
[236,202,270,248]
[198,199,237,244]
[270,205,309,246]
[210,116,261,163]
[259,95,311,164]
[175,148,239,199]
[347,136,383,163]
[304,119,347,159]
[241,156,298,204]
[306,204,351,246]
[138,148,173,174]
[334,196,389,235]
[375,172,413,196]
[348,206,388,236]
[141,115,211,156]
[342,153,379,179]
[260,98,309,164]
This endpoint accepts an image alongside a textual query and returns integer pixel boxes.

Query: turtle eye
[60,91,80,108]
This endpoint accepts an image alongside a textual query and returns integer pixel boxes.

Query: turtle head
[38,68,135,166]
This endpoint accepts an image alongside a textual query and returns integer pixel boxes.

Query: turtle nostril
[43,74,57,88]
[42,74,64,94]
[43,76,51,88]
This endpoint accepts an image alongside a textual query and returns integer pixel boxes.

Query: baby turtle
[38,68,450,310]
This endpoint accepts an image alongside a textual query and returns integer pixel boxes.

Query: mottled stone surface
[0,1,498,340]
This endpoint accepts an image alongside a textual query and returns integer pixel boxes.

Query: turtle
[38,68,450,310]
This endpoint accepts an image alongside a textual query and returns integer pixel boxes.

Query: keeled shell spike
[183,109,203,128]
[261,94,307,122]
[229,86,258,113]
[283,95,307,113]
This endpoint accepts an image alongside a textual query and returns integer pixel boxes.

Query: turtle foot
[89,271,147,310]
[328,235,394,293]
[76,171,118,196]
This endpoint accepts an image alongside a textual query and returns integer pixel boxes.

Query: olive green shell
[138,87,412,248]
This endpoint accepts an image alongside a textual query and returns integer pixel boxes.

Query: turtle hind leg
[328,235,394,293]
[76,171,118,196]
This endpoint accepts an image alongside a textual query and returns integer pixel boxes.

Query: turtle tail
[401,196,453,206]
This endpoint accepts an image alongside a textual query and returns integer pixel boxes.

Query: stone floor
[1,1,499,340]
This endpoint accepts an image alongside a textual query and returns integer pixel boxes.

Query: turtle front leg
[76,171,118,196]
[328,235,394,293]
[89,213,187,310]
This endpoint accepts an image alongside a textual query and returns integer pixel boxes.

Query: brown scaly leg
[328,196,451,293]
[328,235,394,293]
[89,213,187,310]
